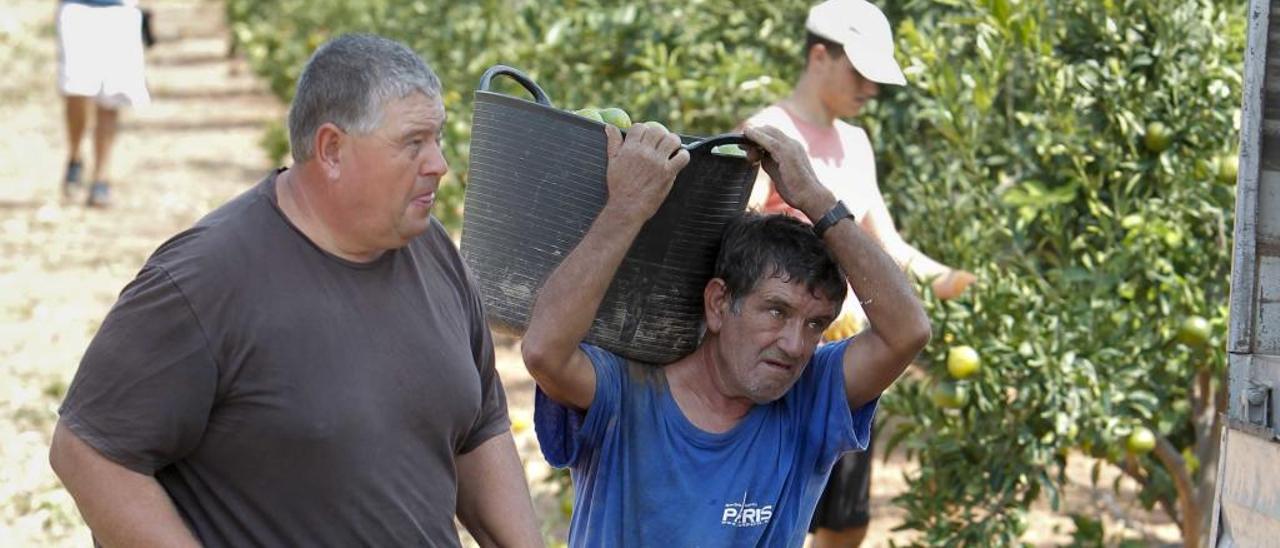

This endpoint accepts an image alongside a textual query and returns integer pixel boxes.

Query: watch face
[815,200,851,238]
[832,202,851,220]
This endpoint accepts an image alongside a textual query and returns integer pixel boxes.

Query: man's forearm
[804,196,930,355]
[894,239,951,280]
[49,422,200,548]
[522,206,646,367]
[455,433,543,548]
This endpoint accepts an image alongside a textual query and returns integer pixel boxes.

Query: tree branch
[1194,384,1228,470]
[1193,368,1211,420]
[1152,435,1200,548]
[1116,458,1180,525]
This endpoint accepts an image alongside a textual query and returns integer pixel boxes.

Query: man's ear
[313,122,345,180]
[704,278,730,334]
[808,43,831,68]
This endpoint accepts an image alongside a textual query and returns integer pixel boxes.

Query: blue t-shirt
[535,340,876,547]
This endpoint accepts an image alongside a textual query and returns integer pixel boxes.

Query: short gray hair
[287,34,442,163]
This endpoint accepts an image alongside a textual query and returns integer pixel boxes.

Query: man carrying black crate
[523,120,930,546]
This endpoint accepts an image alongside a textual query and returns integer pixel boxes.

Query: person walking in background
[56,0,151,207]
[743,1,977,546]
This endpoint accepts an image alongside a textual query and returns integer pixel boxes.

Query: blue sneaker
[62,160,83,197]
[87,181,111,208]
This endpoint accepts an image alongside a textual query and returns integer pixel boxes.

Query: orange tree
[226,0,1243,544]
[873,0,1241,544]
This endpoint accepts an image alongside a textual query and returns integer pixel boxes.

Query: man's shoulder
[807,341,848,371]
[745,104,786,123]
[577,343,660,392]
[147,176,278,278]
[781,341,849,400]
[414,216,459,254]
[833,120,871,146]
[744,105,799,136]
[405,216,475,290]
[832,117,867,134]
[578,343,641,374]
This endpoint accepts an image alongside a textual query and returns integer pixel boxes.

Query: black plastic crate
[461,65,757,364]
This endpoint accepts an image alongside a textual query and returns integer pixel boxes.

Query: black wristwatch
[812,200,855,238]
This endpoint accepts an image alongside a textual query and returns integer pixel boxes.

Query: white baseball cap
[805,0,906,86]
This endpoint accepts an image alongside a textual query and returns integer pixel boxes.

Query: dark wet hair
[714,213,847,310]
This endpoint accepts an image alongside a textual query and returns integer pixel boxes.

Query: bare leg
[91,104,119,183]
[86,104,119,207]
[64,95,88,163]
[811,526,868,548]
[61,95,91,196]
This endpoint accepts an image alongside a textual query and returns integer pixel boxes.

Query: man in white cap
[744,1,977,546]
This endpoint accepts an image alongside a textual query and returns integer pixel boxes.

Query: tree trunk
[1153,436,1200,548]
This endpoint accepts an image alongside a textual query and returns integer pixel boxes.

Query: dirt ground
[0,1,1183,545]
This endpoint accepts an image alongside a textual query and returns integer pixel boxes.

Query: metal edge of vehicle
[1213,0,1280,546]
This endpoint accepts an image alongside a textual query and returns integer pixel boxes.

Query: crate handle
[478,65,553,107]
[683,132,753,153]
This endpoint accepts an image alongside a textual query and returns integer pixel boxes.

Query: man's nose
[776,320,807,359]
[421,144,448,178]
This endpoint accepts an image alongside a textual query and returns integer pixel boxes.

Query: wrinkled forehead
[744,274,840,312]
[377,92,446,131]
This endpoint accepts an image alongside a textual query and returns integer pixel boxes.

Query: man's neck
[275,167,384,263]
[782,74,836,128]
[664,342,755,434]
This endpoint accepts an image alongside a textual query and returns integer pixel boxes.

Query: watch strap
[812,200,854,238]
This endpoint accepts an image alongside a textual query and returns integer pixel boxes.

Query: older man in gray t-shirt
[50,34,542,547]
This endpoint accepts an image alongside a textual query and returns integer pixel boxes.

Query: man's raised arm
[520,123,690,410]
[744,125,931,410]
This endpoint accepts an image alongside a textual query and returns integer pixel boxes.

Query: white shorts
[56,2,150,108]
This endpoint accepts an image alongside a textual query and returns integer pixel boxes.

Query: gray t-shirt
[59,171,509,547]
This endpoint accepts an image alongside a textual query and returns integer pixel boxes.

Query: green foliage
[875,0,1241,543]
[259,121,291,166]
[224,0,815,229]
[227,0,1244,544]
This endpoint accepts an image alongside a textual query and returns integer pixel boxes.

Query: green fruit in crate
[644,120,669,133]
[599,107,632,129]
[573,108,603,123]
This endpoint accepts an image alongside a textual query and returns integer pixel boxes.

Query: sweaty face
[711,276,839,404]
[818,50,880,118]
[337,93,448,249]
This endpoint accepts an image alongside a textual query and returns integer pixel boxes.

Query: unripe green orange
[1176,315,1211,348]
[946,345,981,379]
[1143,121,1172,153]
[931,380,969,409]
[1126,427,1156,455]
[573,107,603,123]
[599,107,632,129]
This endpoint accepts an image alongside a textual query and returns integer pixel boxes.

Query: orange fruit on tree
[946,345,981,379]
